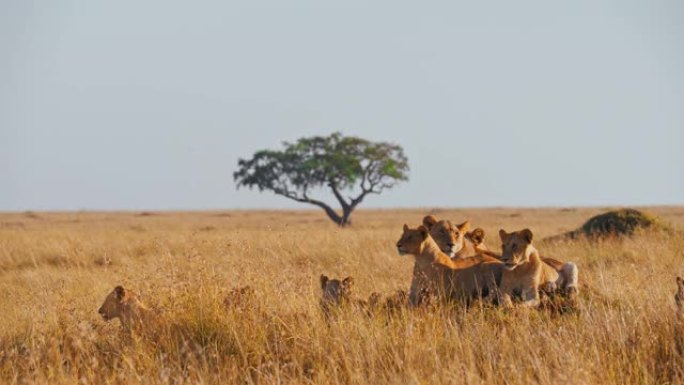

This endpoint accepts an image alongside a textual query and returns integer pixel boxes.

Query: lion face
[396,224,429,255]
[98,285,126,321]
[320,275,354,305]
[499,229,534,271]
[422,216,470,257]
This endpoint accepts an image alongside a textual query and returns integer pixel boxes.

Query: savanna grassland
[1,207,684,385]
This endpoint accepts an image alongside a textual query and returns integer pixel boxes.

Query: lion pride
[396,224,503,305]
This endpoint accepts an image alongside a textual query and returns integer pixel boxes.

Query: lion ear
[469,228,485,245]
[422,215,437,230]
[403,223,409,232]
[521,229,534,244]
[456,220,471,233]
[320,275,329,290]
[417,225,429,240]
[677,276,683,286]
[498,229,508,242]
[115,285,125,300]
[342,276,354,287]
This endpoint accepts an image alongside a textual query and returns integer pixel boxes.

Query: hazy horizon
[4,204,684,215]
[2,1,682,212]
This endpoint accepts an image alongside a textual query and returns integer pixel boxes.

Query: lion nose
[396,242,402,248]
[446,242,454,248]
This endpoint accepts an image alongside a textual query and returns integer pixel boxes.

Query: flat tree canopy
[233,132,409,226]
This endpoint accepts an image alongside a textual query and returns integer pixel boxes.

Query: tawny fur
[472,229,579,296]
[422,215,488,259]
[98,286,153,331]
[319,275,379,317]
[397,224,503,305]
[496,229,578,308]
[319,275,354,313]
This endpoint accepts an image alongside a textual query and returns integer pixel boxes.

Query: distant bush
[565,209,672,239]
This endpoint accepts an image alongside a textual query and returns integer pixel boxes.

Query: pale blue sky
[1,0,682,211]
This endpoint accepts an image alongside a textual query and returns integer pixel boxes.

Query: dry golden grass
[1,206,684,384]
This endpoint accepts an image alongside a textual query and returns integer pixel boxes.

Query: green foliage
[233,133,409,225]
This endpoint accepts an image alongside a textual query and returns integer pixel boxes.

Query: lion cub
[497,229,578,308]
[320,275,354,311]
[98,285,153,330]
[320,275,400,317]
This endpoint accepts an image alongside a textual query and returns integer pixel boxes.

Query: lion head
[396,224,429,255]
[422,215,471,257]
[320,275,354,305]
[499,228,534,271]
[98,285,127,322]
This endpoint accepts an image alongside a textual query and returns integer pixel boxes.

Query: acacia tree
[234,132,409,226]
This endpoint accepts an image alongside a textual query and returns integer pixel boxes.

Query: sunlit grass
[0,207,683,384]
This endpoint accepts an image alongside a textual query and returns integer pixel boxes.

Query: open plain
[1,206,684,384]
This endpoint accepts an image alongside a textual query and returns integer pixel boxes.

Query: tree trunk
[275,191,354,227]
[320,205,352,227]
[340,207,353,227]
[320,205,344,226]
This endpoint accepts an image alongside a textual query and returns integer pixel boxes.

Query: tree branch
[347,161,386,211]
[273,190,343,225]
[328,181,350,213]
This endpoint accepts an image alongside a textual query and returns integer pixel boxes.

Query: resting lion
[320,275,354,311]
[422,215,489,259]
[98,285,153,330]
[470,228,578,296]
[319,275,387,317]
[496,229,578,308]
[397,224,503,305]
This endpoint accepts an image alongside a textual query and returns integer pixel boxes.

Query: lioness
[497,229,578,308]
[422,215,488,259]
[98,285,152,330]
[397,224,503,305]
[470,228,578,295]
